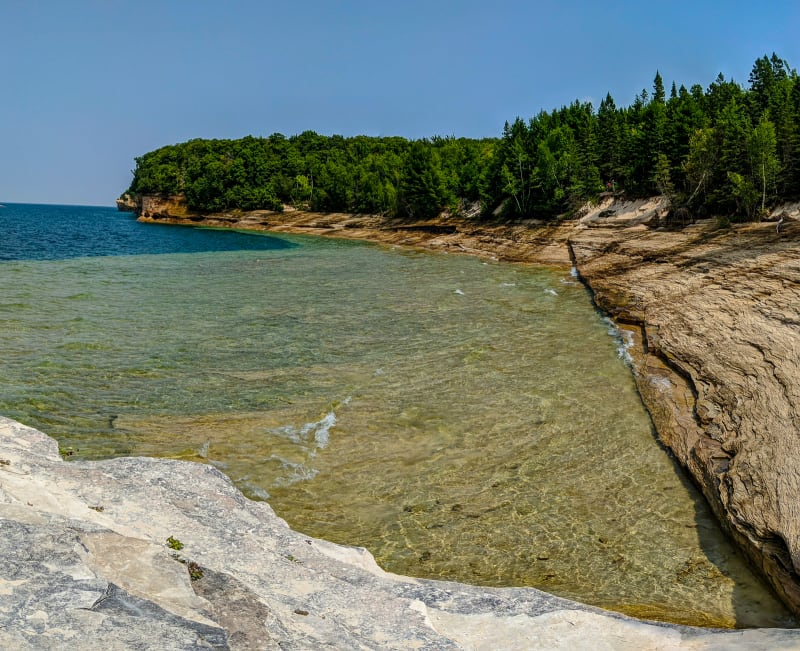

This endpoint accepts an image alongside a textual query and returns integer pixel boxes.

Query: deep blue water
[0,203,293,260]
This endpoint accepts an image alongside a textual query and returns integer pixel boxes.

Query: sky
[1,0,799,206]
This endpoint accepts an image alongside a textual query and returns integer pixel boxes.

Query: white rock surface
[1,417,799,650]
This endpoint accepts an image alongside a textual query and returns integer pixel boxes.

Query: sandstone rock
[569,219,800,617]
[115,193,139,213]
[1,417,796,649]
[139,194,195,220]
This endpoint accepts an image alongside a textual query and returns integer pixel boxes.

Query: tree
[398,141,447,220]
[654,153,675,205]
[748,115,780,215]
[683,128,715,206]
[727,171,759,219]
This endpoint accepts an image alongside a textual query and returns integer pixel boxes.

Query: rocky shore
[570,210,800,620]
[4,416,800,649]
[131,194,800,622]
[4,195,796,646]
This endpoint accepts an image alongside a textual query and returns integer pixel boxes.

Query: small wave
[500,282,516,287]
[302,409,336,448]
[454,289,465,296]
[544,288,558,296]
[269,455,320,486]
[603,317,634,364]
[559,278,576,285]
[271,396,351,451]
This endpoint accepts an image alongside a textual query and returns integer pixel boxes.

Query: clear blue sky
[2,1,799,206]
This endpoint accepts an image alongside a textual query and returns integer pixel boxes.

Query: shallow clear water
[0,203,794,627]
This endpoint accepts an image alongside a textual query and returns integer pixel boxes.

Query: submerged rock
[1,417,797,649]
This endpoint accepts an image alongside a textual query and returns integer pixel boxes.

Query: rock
[115,193,140,213]
[1,417,797,649]
[569,218,800,616]
[139,194,196,220]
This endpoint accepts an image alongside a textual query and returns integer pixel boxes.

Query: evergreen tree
[398,141,447,220]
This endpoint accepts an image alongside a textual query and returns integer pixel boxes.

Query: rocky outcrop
[135,199,575,266]
[2,417,799,649]
[115,193,140,213]
[568,205,800,617]
[139,194,195,220]
[116,193,194,219]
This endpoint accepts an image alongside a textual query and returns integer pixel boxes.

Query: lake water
[0,202,793,627]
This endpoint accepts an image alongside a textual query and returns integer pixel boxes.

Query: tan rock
[569,218,800,615]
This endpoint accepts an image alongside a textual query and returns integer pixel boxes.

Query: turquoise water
[0,203,793,627]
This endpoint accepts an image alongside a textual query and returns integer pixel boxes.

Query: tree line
[125,131,493,220]
[124,53,800,223]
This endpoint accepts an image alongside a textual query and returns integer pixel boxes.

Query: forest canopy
[125,53,800,222]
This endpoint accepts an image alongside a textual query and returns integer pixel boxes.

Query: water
[0,203,293,260]
[0,203,793,627]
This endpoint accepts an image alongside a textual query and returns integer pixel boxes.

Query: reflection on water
[0,232,794,627]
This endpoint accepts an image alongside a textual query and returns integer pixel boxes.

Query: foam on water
[604,316,634,364]
[269,455,320,486]
[271,401,347,452]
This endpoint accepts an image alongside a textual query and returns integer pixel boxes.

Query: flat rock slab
[0,418,798,649]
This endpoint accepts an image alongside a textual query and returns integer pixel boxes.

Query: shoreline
[136,205,577,267]
[135,196,800,618]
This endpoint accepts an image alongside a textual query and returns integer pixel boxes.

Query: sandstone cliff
[3,417,799,649]
[115,193,139,213]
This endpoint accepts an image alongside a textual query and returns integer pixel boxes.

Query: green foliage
[398,141,449,220]
[166,536,184,550]
[127,131,494,218]
[727,172,759,220]
[126,54,800,223]
[654,153,675,201]
[749,114,781,213]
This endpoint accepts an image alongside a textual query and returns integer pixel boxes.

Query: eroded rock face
[569,218,800,616]
[115,193,139,213]
[1,418,796,649]
[139,194,195,220]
